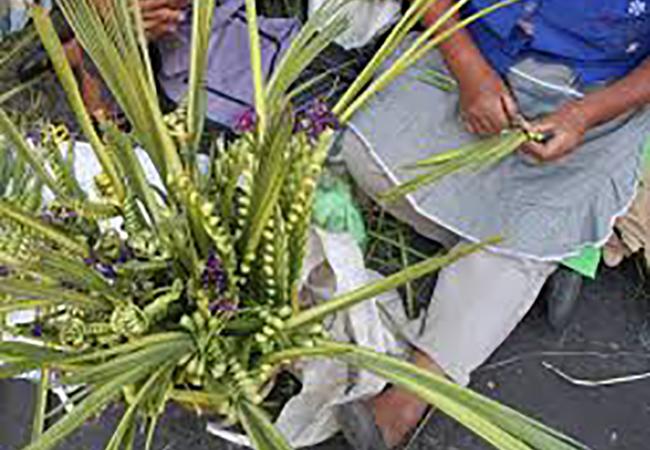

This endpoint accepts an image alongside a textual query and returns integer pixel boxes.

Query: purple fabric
[157,0,300,128]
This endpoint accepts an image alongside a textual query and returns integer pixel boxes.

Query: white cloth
[400,246,556,386]
[309,0,401,49]
[341,128,558,386]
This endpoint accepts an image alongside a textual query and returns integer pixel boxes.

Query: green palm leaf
[0,108,62,197]
[285,240,495,330]
[244,0,268,134]
[187,0,217,153]
[269,341,587,450]
[32,6,126,202]
[23,366,150,450]
[237,400,292,450]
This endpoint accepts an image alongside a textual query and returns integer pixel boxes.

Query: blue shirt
[466,0,650,85]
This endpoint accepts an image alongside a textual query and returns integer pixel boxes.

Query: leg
[371,245,557,447]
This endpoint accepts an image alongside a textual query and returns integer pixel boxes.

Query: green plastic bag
[312,171,367,250]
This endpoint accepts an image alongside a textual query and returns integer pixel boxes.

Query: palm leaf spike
[0,200,88,257]
[337,0,520,123]
[401,0,521,71]
[382,130,531,202]
[105,365,172,450]
[332,0,433,117]
[239,107,295,272]
[55,0,182,180]
[31,6,126,202]
[0,109,63,198]
[335,0,474,122]
[237,400,292,450]
[187,0,217,153]
[265,0,349,107]
[244,0,268,135]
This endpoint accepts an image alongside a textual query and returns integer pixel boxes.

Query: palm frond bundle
[0,1,586,450]
[381,129,542,203]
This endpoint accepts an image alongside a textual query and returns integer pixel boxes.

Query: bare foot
[371,350,444,448]
[372,386,429,448]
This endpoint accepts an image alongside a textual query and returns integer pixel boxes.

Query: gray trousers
[341,129,557,385]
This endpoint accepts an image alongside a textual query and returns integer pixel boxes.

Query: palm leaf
[105,365,172,450]
[32,6,126,202]
[240,108,294,261]
[0,279,112,311]
[0,202,88,258]
[187,0,217,152]
[265,0,348,108]
[55,0,182,179]
[61,336,192,385]
[244,0,268,134]
[381,131,529,202]
[285,240,496,330]
[269,341,587,450]
[237,400,292,450]
[23,366,150,450]
[337,0,519,122]
[0,108,61,197]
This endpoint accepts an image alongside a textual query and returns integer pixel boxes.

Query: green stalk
[237,400,292,450]
[31,368,49,442]
[0,109,62,197]
[187,0,217,152]
[285,240,496,330]
[0,74,49,105]
[31,6,126,202]
[244,0,267,135]
[333,0,441,118]
[267,341,586,450]
[339,0,519,123]
[0,200,88,256]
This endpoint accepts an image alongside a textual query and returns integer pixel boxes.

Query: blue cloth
[466,0,650,85]
[0,1,51,40]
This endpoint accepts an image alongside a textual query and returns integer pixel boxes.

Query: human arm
[139,0,190,40]
[523,58,650,162]
[417,0,518,134]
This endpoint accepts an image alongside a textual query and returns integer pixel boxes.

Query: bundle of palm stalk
[0,1,588,450]
[380,128,543,203]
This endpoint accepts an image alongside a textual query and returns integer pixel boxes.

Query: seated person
[336,0,650,448]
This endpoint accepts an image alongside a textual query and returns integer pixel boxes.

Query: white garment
[341,128,558,386]
[309,0,401,49]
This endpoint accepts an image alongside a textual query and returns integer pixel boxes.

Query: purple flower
[209,299,237,314]
[201,252,228,295]
[116,244,134,264]
[294,99,340,140]
[0,266,9,277]
[83,255,117,280]
[95,263,117,280]
[32,324,43,337]
[83,256,97,266]
[234,109,257,134]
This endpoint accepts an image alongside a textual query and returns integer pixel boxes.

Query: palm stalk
[381,130,534,203]
[32,6,126,202]
[336,0,519,123]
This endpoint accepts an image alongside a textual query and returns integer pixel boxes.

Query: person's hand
[521,102,590,162]
[458,64,518,135]
[139,0,190,41]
